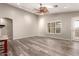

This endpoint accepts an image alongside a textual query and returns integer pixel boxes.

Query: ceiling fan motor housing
[39,7,48,13]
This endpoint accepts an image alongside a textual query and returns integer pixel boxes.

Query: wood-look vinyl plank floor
[9,36,79,56]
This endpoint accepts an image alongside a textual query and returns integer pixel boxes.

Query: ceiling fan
[35,3,48,15]
[35,3,58,15]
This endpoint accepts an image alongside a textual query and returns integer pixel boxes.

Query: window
[48,20,62,34]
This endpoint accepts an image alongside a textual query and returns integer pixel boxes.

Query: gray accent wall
[0,4,38,39]
[38,12,79,40]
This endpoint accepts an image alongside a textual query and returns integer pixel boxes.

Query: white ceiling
[8,3,79,15]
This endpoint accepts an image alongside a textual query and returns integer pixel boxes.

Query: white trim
[37,35,79,42]
[14,35,37,40]
[47,20,62,34]
[16,35,79,42]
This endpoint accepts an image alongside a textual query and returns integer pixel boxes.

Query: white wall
[38,12,79,40]
[1,3,79,40]
[0,4,38,39]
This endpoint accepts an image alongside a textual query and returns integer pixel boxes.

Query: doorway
[0,18,13,40]
[72,17,79,40]
[4,18,13,40]
[0,17,13,55]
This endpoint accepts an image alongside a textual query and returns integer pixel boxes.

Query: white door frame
[71,17,79,40]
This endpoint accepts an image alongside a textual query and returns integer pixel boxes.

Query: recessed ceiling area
[8,3,79,15]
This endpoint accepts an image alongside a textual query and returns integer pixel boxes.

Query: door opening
[0,18,13,40]
[72,17,79,40]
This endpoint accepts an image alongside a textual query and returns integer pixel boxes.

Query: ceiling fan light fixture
[35,3,49,15]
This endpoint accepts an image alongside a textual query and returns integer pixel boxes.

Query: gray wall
[38,12,79,40]
[1,3,79,40]
[0,3,38,39]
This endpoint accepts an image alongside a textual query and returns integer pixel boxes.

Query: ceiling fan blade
[34,3,49,15]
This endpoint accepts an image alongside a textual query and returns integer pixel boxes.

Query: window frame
[47,20,62,34]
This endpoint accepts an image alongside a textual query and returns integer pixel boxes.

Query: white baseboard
[37,35,79,42]
[14,35,37,40]
[14,35,79,42]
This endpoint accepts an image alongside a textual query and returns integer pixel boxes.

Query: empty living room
[1,2,79,56]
